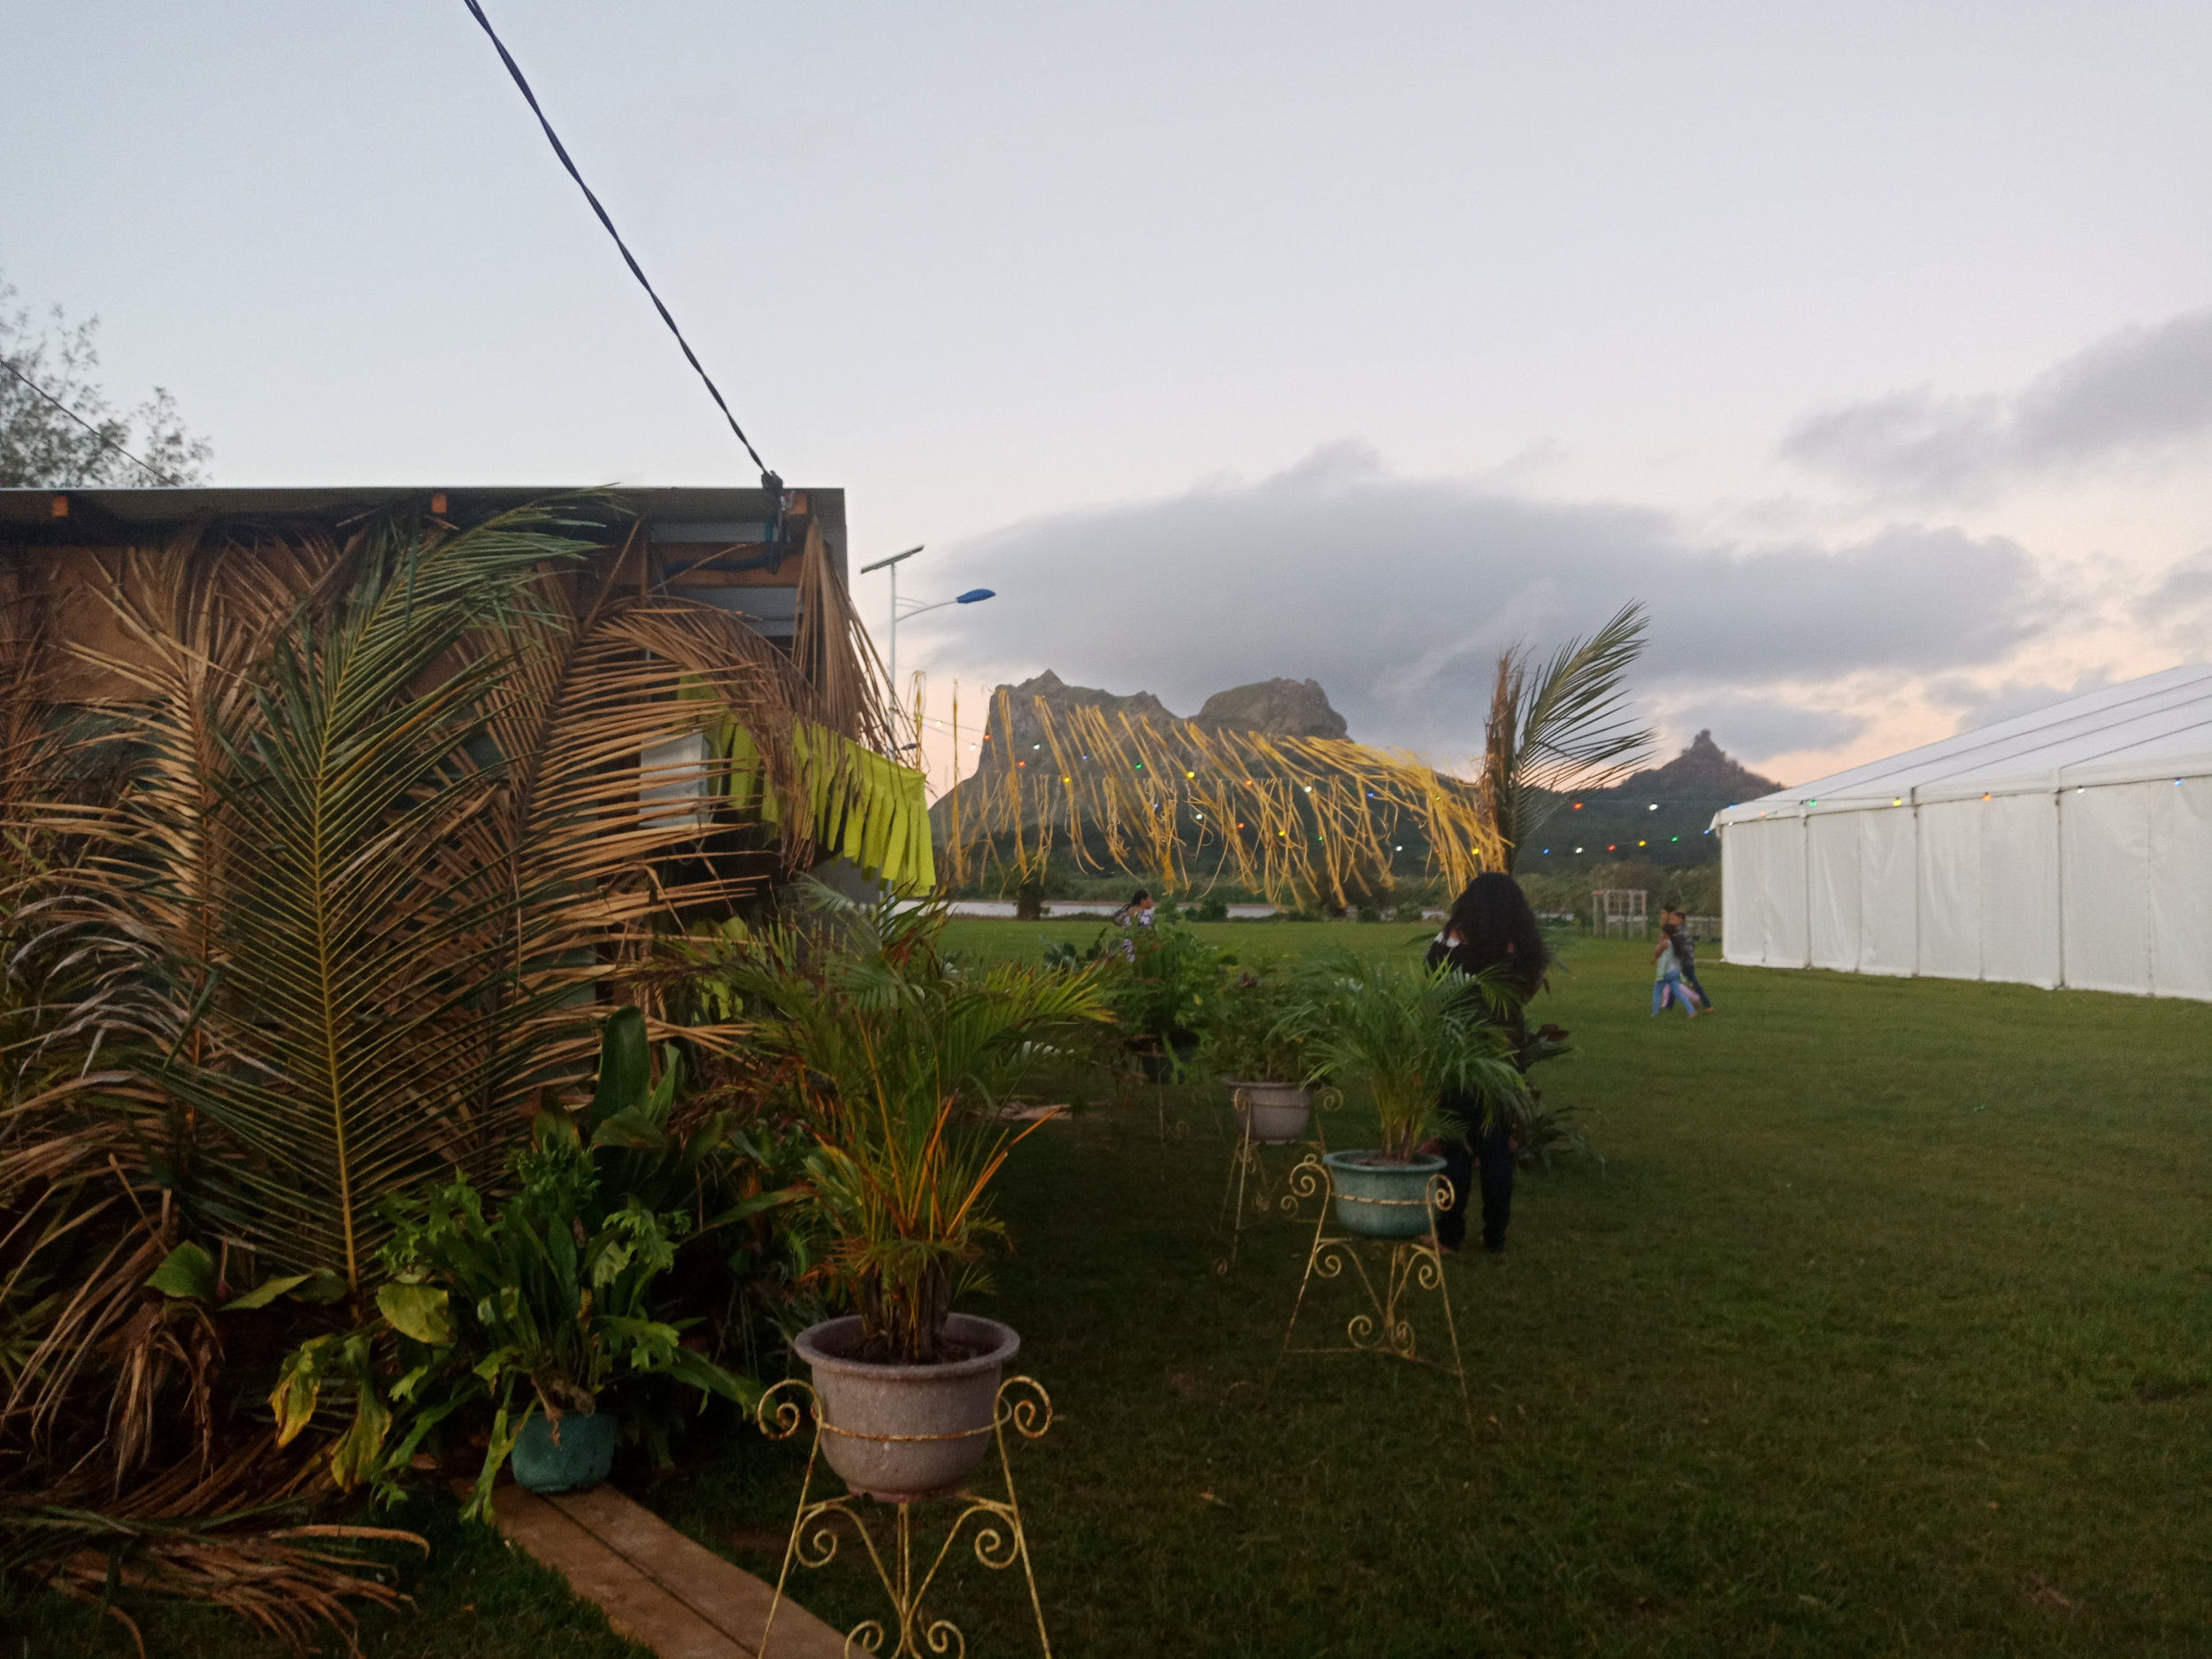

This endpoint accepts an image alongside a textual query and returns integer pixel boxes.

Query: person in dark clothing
[1424,872,1548,1253]
[1662,907,1713,1009]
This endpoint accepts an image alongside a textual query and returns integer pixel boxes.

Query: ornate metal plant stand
[753,1375,1056,1658]
[1210,1087,1330,1276]
[1266,1155,1475,1435]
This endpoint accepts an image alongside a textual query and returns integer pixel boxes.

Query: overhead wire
[0,357,183,486]
[459,0,776,486]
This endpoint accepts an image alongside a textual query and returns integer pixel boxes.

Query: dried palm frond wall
[0,493,902,1632]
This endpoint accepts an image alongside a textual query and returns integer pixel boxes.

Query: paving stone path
[495,1485,844,1659]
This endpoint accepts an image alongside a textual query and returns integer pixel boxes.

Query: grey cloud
[1784,307,2212,499]
[1925,671,2117,731]
[1655,698,1865,764]
[905,449,2046,760]
[2138,547,2212,619]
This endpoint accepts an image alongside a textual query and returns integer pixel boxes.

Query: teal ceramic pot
[1323,1150,1447,1239]
[511,1409,617,1494]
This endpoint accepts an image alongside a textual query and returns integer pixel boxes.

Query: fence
[1593,888,1647,938]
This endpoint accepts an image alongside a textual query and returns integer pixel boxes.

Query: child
[1662,907,1714,1010]
[1652,922,1704,1018]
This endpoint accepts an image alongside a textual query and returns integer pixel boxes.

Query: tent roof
[1710,664,2212,825]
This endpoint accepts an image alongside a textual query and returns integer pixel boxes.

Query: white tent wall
[1720,772,2212,1000]
[1711,666,2212,1000]
[2149,778,2212,997]
[1915,802,1981,981]
[1980,795,2059,988]
[1807,812,1859,971]
[2061,783,2152,995]
[1857,808,1917,975]
[1719,818,1763,959]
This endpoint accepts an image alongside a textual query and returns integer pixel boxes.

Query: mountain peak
[1193,678,1349,741]
[1612,731,1781,801]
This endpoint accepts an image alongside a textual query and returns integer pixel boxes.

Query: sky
[7,2,2212,794]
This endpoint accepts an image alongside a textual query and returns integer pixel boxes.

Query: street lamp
[858,545,923,687]
[858,543,995,687]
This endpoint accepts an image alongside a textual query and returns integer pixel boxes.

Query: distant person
[1425,872,1545,1254]
[1110,888,1155,959]
[1652,922,1704,1018]
[1662,907,1713,1010]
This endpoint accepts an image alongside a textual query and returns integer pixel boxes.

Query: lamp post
[859,545,996,689]
[858,544,923,687]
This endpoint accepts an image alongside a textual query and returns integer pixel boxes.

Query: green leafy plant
[1108,919,1226,1077]
[1198,970,1318,1085]
[1289,951,1528,1160]
[267,1010,780,1521]
[710,885,1112,1364]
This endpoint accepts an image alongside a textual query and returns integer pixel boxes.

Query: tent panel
[1857,807,1917,975]
[1915,801,1982,980]
[2061,784,2153,995]
[1760,817,1809,968]
[1807,812,1861,971]
[1980,792,2059,989]
[2149,777,2212,1000]
[1721,820,1766,964]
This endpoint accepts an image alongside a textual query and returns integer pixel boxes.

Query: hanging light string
[459,0,776,486]
[0,357,182,486]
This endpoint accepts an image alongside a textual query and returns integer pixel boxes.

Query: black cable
[460,0,776,488]
[0,357,182,487]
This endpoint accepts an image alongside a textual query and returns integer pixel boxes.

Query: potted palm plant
[714,887,1110,1501]
[1292,951,1526,1239]
[1201,970,1321,1143]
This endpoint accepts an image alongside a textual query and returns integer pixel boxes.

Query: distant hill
[1512,730,1780,873]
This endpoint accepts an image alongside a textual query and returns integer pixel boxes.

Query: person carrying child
[1661,907,1713,1009]
[1652,921,1705,1018]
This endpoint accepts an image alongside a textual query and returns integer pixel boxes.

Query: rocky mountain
[964,672,1351,780]
[1511,731,1779,872]
[1604,729,1780,806]
[1192,678,1348,741]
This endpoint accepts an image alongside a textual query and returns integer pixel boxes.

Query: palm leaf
[1482,601,1652,870]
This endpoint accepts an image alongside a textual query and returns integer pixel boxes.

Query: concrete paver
[495,1484,843,1659]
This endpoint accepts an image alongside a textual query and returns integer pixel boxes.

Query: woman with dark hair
[1425,872,1548,1253]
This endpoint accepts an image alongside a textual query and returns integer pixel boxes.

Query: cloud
[1783,307,2212,500]
[1647,697,1865,763]
[2137,547,2212,621]
[1925,670,2118,732]
[906,448,2047,764]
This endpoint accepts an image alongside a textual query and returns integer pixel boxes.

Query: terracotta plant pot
[1222,1079,1313,1144]
[794,1314,1018,1502]
[1322,1149,1447,1240]
[511,1409,617,1494]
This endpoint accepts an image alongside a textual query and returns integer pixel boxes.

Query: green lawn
[21,927,2212,1655]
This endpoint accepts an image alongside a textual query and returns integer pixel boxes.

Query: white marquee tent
[1711,665,2212,999]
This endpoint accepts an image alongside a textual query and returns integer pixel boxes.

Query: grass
[20,923,2212,1655]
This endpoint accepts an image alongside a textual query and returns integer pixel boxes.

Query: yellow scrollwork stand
[1210,1087,1333,1276]
[752,1376,1056,1658]
[1267,1155,1475,1436]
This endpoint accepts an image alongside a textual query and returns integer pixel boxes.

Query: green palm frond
[1483,601,1651,870]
